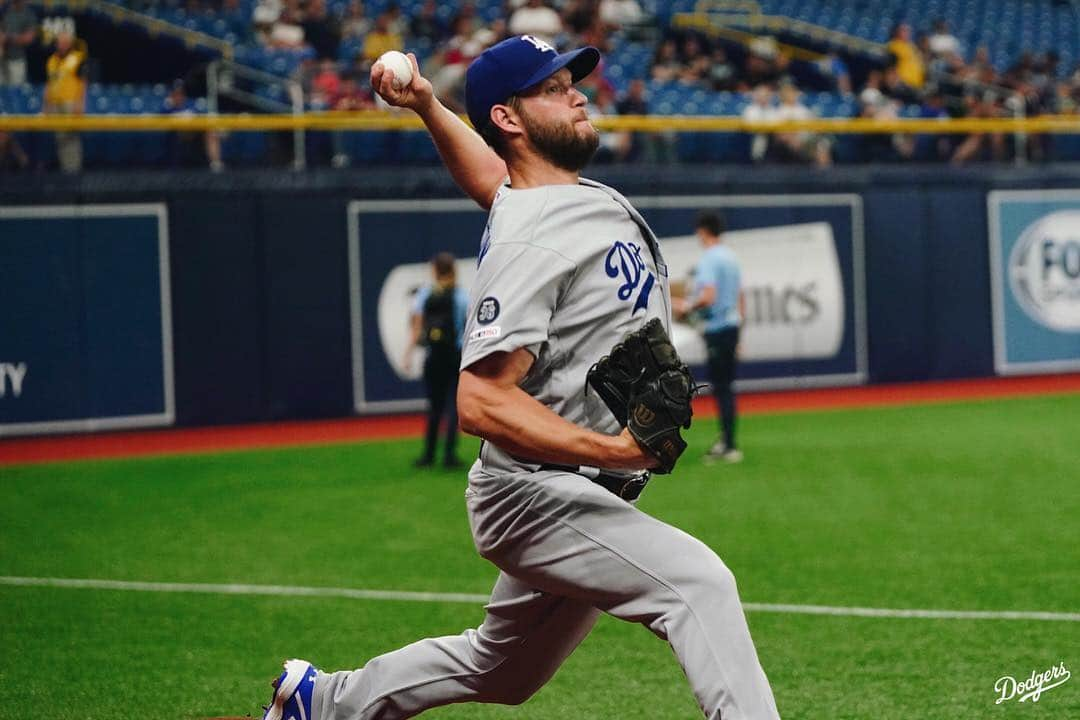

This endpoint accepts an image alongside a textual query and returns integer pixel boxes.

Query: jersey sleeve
[411,285,430,317]
[460,240,576,370]
[695,252,721,293]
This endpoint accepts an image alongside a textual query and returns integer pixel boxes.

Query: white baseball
[378,50,413,90]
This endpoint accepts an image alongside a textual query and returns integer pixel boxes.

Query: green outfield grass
[1,394,1078,719]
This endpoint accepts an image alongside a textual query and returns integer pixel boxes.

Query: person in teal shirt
[675,212,745,463]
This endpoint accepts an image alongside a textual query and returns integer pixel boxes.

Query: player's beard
[519,107,599,172]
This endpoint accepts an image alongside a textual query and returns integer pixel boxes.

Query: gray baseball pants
[312,464,780,720]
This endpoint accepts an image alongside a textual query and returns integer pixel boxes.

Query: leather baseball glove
[587,318,697,474]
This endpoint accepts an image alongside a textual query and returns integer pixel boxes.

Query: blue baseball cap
[466,35,600,133]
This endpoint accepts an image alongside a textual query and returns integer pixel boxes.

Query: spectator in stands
[1,0,37,85]
[587,84,624,163]
[163,80,224,172]
[362,11,402,63]
[615,77,648,161]
[927,19,961,58]
[915,89,951,161]
[881,65,919,105]
[574,6,613,53]
[561,0,597,38]
[0,130,28,172]
[926,45,967,96]
[887,22,925,90]
[1054,76,1078,114]
[339,0,371,41]
[427,19,498,112]
[772,80,831,167]
[508,0,562,47]
[599,0,643,30]
[252,0,283,43]
[410,0,445,45]
[334,71,373,110]
[1004,51,1035,87]
[817,50,851,95]
[858,86,913,162]
[330,72,373,167]
[44,31,86,174]
[742,36,787,90]
[1033,52,1060,100]
[678,34,709,86]
[309,58,341,108]
[451,2,481,36]
[970,45,998,86]
[651,38,681,82]
[269,6,305,49]
[383,2,407,37]
[301,0,340,60]
[952,90,1007,165]
[741,83,776,163]
[708,46,736,91]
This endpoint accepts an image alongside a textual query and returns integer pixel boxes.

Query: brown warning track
[2,373,1078,467]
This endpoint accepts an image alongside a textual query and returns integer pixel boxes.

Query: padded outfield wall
[0,164,1078,434]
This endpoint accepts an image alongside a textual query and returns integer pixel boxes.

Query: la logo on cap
[521,35,555,53]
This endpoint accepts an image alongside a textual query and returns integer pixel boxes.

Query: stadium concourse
[2,0,1080,170]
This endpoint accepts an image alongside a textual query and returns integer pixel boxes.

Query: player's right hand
[370,53,432,113]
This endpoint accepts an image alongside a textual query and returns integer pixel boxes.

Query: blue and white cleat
[262,658,318,720]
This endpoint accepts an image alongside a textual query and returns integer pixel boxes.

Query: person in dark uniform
[405,252,469,468]
[674,211,745,463]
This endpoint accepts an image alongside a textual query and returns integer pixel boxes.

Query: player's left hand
[588,318,697,474]
[625,366,694,474]
[616,427,660,470]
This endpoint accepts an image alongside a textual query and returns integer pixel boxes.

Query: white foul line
[1,576,1077,623]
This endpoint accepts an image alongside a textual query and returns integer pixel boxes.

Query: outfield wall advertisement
[988,191,1080,375]
[350,195,866,413]
[0,205,174,436]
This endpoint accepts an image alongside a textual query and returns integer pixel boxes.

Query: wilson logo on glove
[632,405,656,427]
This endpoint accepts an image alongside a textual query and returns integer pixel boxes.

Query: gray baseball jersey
[460,177,672,474]
[312,178,780,720]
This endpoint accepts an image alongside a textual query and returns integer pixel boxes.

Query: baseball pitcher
[261,36,780,720]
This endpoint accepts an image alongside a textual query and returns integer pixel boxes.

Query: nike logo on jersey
[605,240,655,313]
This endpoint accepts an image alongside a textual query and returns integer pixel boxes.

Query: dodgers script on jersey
[460,178,672,474]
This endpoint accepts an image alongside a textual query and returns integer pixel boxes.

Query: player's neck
[506,156,580,189]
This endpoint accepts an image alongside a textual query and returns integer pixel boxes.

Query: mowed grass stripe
[3,575,1078,622]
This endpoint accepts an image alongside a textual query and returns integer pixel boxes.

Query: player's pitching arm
[458,348,657,470]
[371,54,506,210]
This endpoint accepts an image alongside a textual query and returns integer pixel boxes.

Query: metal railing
[206,59,306,170]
